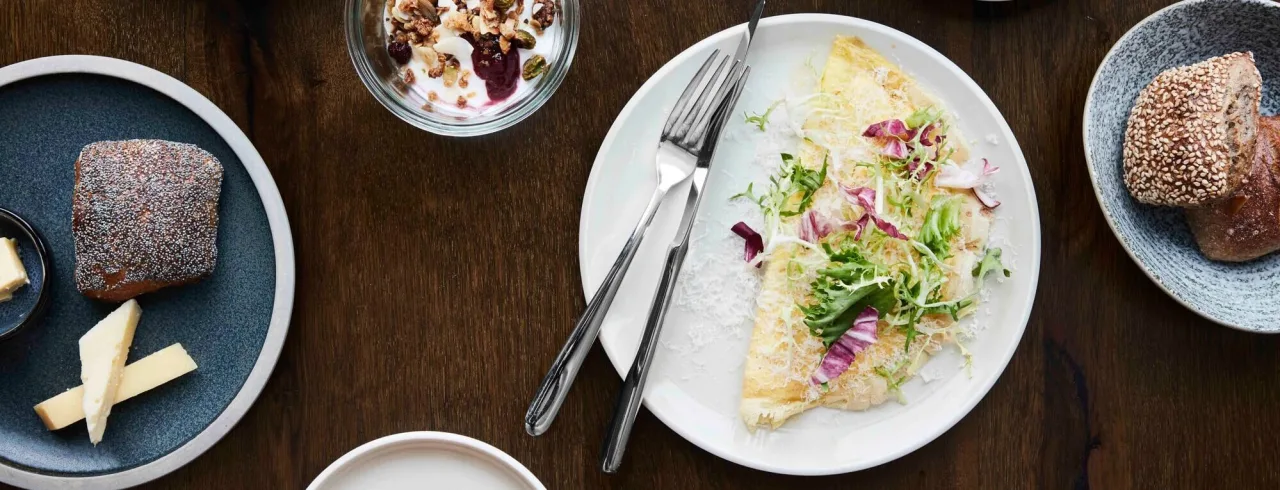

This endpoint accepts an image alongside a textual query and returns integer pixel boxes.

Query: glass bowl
[344,0,580,137]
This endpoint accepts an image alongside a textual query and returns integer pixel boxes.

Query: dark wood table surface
[5,0,1280,488]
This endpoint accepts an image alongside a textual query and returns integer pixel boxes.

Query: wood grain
[4,0,1280,488]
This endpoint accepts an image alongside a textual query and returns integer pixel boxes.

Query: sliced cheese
[35,343,197,431]
[78,300,141,444]
[0,238,28,302]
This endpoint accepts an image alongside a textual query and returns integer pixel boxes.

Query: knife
[598,10,761,469]
[734,0,765,64]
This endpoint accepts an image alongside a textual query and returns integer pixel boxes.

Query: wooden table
[4,0,1280,488]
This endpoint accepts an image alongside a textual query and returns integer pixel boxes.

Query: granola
[385,0,559,114]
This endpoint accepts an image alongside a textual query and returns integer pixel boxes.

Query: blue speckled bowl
[0,57,294,488]
[1084,0,1280,332]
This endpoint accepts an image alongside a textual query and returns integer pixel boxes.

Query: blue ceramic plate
[0,57,294,488]
[1084,0,1280,333]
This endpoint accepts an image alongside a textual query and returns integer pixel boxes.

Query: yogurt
[384,0,561,117]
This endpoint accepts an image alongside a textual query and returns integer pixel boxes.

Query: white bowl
[308,432,545,490]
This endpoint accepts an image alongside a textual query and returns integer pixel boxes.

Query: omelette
[736,36,1006,429]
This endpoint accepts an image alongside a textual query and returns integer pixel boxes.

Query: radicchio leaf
[973,188,1001,209]
[731,222,764,268]
[865,119,946,161]
[811,307,879,385]
[935,158,1000,189]
[797,210,833,243]
[917,124,944,147]
[906,159,934,180]
[935,164,980,189]
[982,158,1000,176]
[853,214,871,240]
[798,210,866,243]
[880,139,909,159]
[839,186,908,240]
[861,119,910,139]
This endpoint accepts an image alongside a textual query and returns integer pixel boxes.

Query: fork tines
[662,50,748,151]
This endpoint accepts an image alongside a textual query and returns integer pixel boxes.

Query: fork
[525,50,748,437]
[599,70,749,473]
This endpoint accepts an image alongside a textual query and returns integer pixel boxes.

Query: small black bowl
[0,207,50,342]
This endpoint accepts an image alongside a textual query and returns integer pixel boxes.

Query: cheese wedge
[78,300,141,444]
[0,238,28,302]
[35,344,197,431]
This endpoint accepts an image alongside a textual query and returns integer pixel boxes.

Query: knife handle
[525,188,668,437]
[600,240,689,474]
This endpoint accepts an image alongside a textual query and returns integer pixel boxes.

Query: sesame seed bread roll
[1123,52,1262,207]
[1186,117,1280,262]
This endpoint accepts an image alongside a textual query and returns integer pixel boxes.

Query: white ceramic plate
[581,14,1040,475]
[308,432,546,490]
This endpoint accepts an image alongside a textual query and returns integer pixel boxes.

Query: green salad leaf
[882,251,974,352]
[874,363,910,403]
[734,153,828,218]
[905,106,944,130]
[770,105,1002,362]
[918,195,963,258]
[800,247,893,347]
[744,101,783,131]
[973,247,1010,279]
[781,154,827,217]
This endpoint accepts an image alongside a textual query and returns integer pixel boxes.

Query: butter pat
[78,300,141,444]
[35,344,197,431]
[0,238,28,302]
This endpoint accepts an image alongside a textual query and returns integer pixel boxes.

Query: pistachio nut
[444,63,460,86]
[522,55,548,81]
[418,0,440,24]
[512,30,536,49]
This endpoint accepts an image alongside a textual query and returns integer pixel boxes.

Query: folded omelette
[737,36,1004,429]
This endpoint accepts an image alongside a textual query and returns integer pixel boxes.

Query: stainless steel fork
[525,50,748,437]
[599,70,750,473]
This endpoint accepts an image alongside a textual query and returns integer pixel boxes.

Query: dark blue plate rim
[0,56,296,489]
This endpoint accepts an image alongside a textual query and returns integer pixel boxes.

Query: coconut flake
[433,37,474,59]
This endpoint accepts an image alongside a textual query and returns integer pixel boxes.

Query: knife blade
[733,0,766,63]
